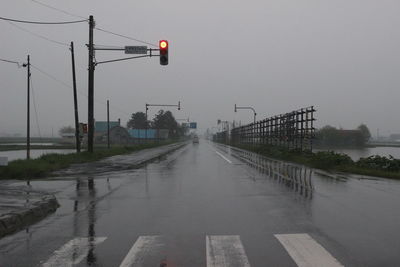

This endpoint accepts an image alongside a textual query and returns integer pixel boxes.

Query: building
[128,129,169,140]
[94,120,121,144]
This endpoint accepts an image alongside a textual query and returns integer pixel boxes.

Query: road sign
[125,46,148,54]
[190,122,197,129]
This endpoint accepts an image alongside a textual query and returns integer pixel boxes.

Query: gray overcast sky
[1,0,399,137]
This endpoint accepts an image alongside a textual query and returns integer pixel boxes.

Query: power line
[30,77,42,138]
[6,21,69,47]
[95,27,157,47]
[28,0,157,47]
[30,0,87,20]
[31,64,73,89]
[31,64,132,118]
[0,58,22,67]
[0,16,87,25]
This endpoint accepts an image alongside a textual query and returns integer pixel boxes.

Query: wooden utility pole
[107,100,110,149]
[25,55,31,159]
[87,15,95,152]
[70,42,81,152]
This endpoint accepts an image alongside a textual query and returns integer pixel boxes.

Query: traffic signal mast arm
[94,40,168,66]
[94,48,161,66]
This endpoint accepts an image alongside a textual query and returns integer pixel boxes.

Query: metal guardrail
[227,146,313,198]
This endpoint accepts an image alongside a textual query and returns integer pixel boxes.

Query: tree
[357,124,371,142]
[152,110,181,138]
[127,112,148,129]
[59,126,74,136]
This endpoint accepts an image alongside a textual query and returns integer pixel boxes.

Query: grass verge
[228,143,400,180]
[0,142,176,180]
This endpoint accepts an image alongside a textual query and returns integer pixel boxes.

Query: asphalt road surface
[1,141,400,266]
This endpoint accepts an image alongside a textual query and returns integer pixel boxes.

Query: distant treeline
[315,124,371,147]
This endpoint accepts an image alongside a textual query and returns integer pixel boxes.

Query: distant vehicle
[193,135,199,143]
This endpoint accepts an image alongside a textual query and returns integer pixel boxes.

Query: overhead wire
[31,64,132,118]
[95,28,158,47]
[0,58,23,67]
[30,76,42,138]
[0,16,87,25]
[30,0,87,20]
[6,21,69,47]
[28,0,157,47]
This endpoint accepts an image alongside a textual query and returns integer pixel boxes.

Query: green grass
[0,145,74,151]
[0,142,176,180]
[228,143,400,180]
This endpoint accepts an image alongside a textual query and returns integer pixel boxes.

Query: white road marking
[42,237,107,267]
[119,235,163,267]
[275,233,344,267]
[206,235,251,267]
[215,151,233,164]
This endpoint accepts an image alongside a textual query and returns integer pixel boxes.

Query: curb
[0,194,59,238]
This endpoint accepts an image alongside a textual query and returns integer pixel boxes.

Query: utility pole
[70,42,80,153]
[87,15,95,153]
[145,104,148,143]
[107,100,110,149]
[23,55,31,160]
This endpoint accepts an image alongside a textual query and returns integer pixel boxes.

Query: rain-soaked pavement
[1,141,400,266]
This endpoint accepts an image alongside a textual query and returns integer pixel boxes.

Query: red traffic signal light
[159,40,168,65]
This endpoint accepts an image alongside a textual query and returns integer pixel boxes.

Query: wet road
[1,141,400,266]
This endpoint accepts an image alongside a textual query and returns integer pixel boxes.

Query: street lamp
[234,104,257,124]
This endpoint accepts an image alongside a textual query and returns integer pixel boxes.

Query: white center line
[206,235,251,267]
[215,151,233,164]
[41,237,107,267]
[275,233,344,267]
[119,235,163,267]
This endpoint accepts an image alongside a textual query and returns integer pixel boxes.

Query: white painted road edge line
[215,151,233,164]
[41,237,107,267]
[119,235,163,267]
[275,233,344,267]
[206,235,251,267]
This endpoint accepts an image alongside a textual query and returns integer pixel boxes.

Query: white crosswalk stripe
[275,233,344,267]
[40,233,345,267]
[41,237,107,267]
[119,235,164,267]
[206,235,251,267]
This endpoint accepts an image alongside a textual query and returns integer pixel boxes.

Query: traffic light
[159,40,168,65]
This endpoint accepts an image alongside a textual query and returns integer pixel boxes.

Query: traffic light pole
[70,42,81,153]
[85,17,167,151]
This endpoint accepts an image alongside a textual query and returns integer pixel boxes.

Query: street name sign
[125,46,148,54]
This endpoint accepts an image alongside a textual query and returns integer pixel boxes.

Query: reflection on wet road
[1,141,400,266]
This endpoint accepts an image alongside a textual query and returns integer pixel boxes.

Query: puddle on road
[217,145,314,199]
